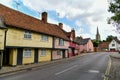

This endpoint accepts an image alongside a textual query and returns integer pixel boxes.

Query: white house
[109,38,120,51]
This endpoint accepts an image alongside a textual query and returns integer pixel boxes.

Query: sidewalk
[110,52,120,59]
[109,52,120,80]
[0,53,87,76]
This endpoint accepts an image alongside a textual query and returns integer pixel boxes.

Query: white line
[55,65,78,75]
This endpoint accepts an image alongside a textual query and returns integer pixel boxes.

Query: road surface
[0,52,109,80]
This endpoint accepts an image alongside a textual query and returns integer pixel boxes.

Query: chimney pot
[42,12,47,23]
[58,23,63,29]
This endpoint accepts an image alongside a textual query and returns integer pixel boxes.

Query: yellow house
[0,17,7,69]
[0,4,70,67]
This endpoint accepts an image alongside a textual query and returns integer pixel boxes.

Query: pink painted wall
[52,50,63,60]
[54,38,69,49]
[80,39,94,52]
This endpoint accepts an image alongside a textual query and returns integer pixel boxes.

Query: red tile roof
[0,4,69,40]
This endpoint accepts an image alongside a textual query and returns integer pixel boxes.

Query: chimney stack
[42,12,47,23]
[58,23,63,29]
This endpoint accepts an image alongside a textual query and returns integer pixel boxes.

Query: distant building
[109,38,120,51]
[98,42,110,52]
[96,27,101,41]
[76,38,94,53]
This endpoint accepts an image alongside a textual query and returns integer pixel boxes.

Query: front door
[17,48,23,65]
[3,48,10,66]
[34,49,38,63]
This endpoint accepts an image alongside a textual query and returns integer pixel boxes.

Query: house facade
[109,38,120,51]
[52,23,69,60]
[76,38,94,53]
[0,18,7,69]
[98,42,109,52]
[0,4,72,68]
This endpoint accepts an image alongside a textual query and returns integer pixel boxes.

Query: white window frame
[59,38,64,46]
[41,35,48,41]
[23,49,32,57]
[24,31,32,39]
[40,50,46,56]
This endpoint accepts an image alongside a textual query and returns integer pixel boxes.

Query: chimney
[58,23,63,29]
[42,12,47,23]
[71,28,75,41]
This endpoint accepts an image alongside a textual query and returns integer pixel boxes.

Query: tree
[92,40,99,47]
[106,35,115,42]
[108,0,120,33]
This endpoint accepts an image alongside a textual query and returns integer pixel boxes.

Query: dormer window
[24,31,32,39]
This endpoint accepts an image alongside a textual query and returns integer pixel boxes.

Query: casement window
[40,50,46,56]
[41,35,48,41]
[24,31,32,39]
[57,50,62,55]
[59,38,64,46]
[23,49,32,57]
[112,44,115,47]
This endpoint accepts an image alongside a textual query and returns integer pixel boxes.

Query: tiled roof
[76,38,90,45]
[0,4,69,40]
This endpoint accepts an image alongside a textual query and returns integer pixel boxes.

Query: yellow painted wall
[38,49,51,62]
[0,29,5,50]
[6,27,53,48]
[9,48,17,66]
[22,49,34,64]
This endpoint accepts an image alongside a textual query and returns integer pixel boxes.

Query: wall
[9,48,17,66]
[52,50,63,60]
[6,27,53,48]
[38,49,51,62]
[22,49,34,64]
[54,37,69,49]
[0,29,5,50]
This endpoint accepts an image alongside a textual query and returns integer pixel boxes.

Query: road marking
[55,65,78,75]
[104,56,111,80]
[88,70,99,73]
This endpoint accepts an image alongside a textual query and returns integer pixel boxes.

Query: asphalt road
[0,52,109,80]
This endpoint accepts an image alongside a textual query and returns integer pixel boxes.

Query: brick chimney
[71,28,75,41]
[58,23,63,29]
[42,12,47,23]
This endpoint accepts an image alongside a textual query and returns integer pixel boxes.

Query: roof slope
[75,38,90,45]
[0,4,69,40]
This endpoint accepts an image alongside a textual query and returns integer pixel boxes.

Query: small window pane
[23,49,32,57]
[41,35,48,41]
[40,50,46,56]
[24,31,32,39]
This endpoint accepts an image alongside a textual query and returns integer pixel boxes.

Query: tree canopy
[108,0,120,33]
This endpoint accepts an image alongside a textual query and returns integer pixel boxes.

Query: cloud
[1,0,118,40]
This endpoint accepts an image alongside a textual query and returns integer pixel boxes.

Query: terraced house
[0,4,71,68]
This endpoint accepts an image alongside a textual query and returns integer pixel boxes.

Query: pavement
[109,52,120,80]
[0,53,87,76]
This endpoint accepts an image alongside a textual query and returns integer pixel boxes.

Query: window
[112,44,115,47]
[40,50,46,56]
[24,31,32,39]
[59,39,64,46]
[41,35,48,41]
[57,50,62,55]
[23,49,32,57]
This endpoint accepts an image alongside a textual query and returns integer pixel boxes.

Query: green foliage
[108,0,120,23]
[92,40,99,47]
[106,35,115,42]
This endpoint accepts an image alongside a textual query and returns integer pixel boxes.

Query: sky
[0,0,119,40]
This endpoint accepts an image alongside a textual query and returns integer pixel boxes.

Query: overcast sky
[0,0,119,40]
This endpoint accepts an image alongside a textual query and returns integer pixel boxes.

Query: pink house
[65,29,80,57]
[52,23,69,60]
[76,38,94,53]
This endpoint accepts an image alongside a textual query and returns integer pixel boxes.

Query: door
[3,48,10,66]
[62,50,66,58]
[34,48,38,63]
[17,48,23,65]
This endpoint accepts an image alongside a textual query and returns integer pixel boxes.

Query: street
[0,53,109,80]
